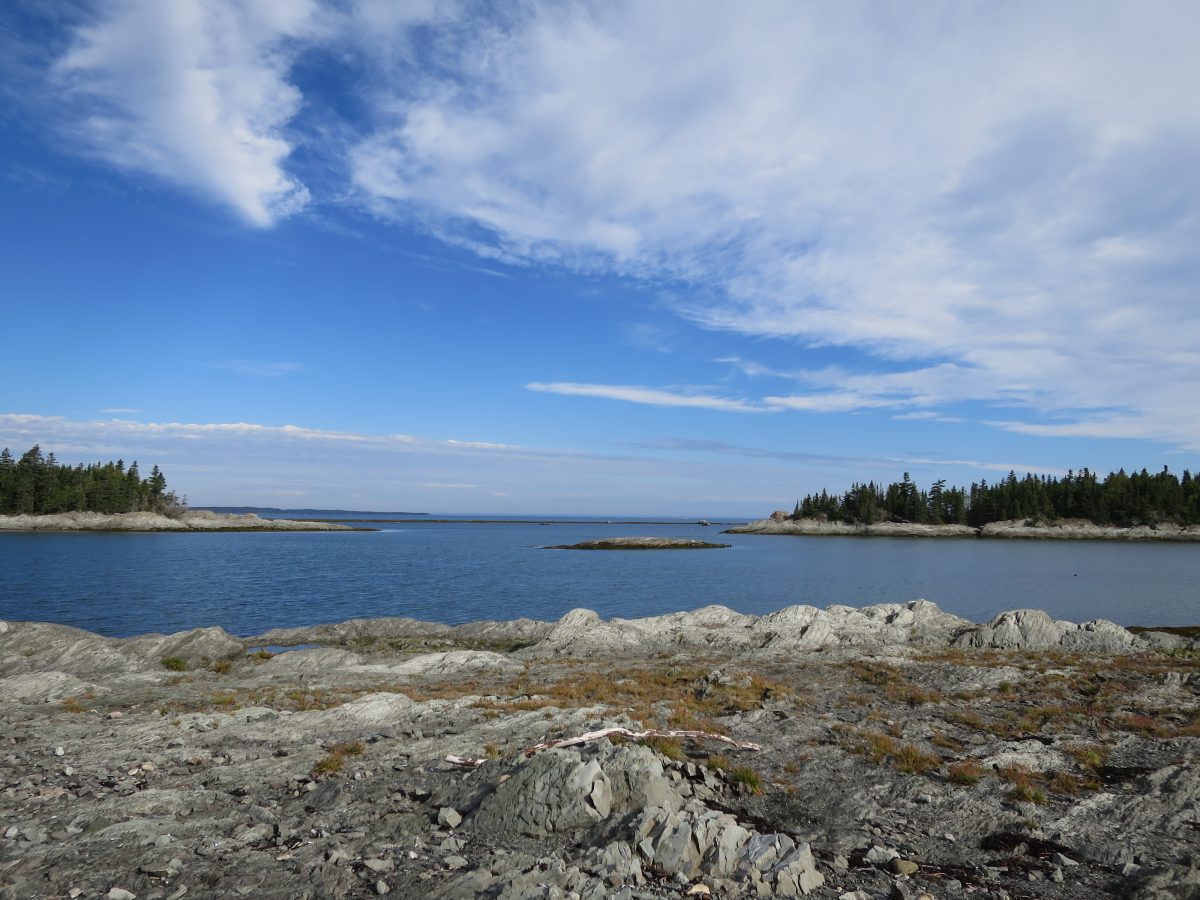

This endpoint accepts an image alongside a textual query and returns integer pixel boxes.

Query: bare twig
[445,727,761,768]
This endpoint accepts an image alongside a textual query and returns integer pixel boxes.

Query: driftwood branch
[445,727,761,768]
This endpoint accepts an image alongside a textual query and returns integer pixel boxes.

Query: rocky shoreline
[2,602,1198,899]
[727,515,1200,542]
[0,511,361,533]
[545,537,731,550]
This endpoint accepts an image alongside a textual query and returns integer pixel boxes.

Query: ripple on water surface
[1,521,1199,636]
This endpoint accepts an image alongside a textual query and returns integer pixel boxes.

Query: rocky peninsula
[728,514,1200,542]
[546,537,731,550]
[2,601,1198,898]
[0,511,360,533]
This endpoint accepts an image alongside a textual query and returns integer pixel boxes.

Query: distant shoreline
[0,511,367,533]
[726,516,1200,542]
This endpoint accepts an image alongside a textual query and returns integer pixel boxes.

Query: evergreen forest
[0,445,182,515]
[793,467,1200,528]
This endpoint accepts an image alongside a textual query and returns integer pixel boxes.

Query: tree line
[793,467,1200,528]
[0,445,183,516]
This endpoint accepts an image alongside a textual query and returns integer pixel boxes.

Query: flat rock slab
[545,537,731,550]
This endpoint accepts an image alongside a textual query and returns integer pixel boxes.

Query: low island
[0,509,360,532]
[728,467,1200,542]
[0,446,361,532]
[545,536,731,550]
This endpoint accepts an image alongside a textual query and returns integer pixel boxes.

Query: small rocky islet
[2,602,1198,899]
[545,537,731,550]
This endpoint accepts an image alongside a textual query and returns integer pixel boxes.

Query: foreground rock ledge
[0,510,359,532]
[545,536,731,550]
[2,601,1198,899]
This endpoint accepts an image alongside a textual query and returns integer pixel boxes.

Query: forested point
[793,467,1200,528]
[0,445,182,516]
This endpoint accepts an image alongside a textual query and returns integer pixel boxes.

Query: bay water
[2,517,1198,637]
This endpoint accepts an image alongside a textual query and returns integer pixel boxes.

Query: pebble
[362,858,393,874]
[107,889,136,900]
[63,766,74,776]
[374,880,390,895]
[1052,852,1079,867]
[866,846,900,865]
[444,855,468,870]
[54,747,65,757]
[890,858,919,876]
[3,826,18,839]
[107,711,123,720]
[438,807,463,828]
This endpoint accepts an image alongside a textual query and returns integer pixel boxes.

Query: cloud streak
[345,3,1200,449]
[38,3,1200,449]
[55,0,316,226]
[526,381,776,414]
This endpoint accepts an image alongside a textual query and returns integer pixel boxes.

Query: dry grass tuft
[947,760,985,785]
[312,740,366,777]
[728,766,764,794]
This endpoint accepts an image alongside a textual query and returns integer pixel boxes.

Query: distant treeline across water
[795,467,1200,527]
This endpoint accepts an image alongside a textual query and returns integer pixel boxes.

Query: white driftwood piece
[445,727,761,768]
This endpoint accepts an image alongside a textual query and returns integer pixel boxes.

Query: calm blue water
[1,520,1199,637]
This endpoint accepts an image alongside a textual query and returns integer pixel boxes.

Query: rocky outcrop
[0,510,358,532]
[545,536,731,550]
[1,600,1197,899]
[980,518,1200,541]
[729,515,1200,542]
[727,517,977,537]
[538,599,1011,656]
[951,609,1142,652]
[433,743,823,896]
[0,620,244,682]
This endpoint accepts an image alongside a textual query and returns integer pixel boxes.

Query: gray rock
[865,845,900,865]
[438,807,463,828]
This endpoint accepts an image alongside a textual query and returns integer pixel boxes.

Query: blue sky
[1,1,1198,515]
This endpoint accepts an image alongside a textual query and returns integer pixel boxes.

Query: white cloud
[346,2,1200,448]
[526,381,775,414]
[0,412,788,514]
[36,4,1200,449]
[56,0,317,226]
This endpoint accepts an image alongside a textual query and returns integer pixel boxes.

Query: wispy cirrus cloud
[639,438,1064,478]
[0,413,767,514]
[526,381,776,414]
[344,3,1200,449]
[35,3,1200,450]
[54,0,317,226]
